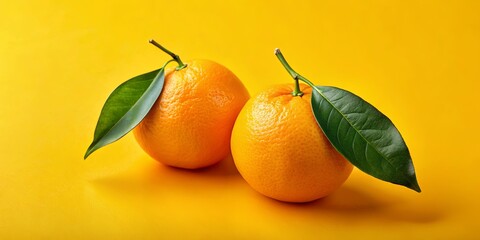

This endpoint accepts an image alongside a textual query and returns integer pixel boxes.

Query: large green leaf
[311,86,421,192]
[84,68,164,159]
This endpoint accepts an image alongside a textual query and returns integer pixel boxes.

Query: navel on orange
[134,59,249,169]
[231,83,352,202]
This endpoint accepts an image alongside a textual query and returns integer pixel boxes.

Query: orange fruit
[231,83,353,202]
[134,59,250,169]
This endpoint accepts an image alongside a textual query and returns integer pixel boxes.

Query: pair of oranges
[133,57,352,203]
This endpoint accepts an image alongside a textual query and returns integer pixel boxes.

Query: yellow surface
[1,0,479,238]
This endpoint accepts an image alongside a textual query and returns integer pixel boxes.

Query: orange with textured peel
[231,83,352,202]
[134,59,249,169]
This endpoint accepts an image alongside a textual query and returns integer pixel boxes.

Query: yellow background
[1,0,479,238]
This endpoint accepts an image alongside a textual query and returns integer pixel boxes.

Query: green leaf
[311,86,421,192]
[84,68,164,159]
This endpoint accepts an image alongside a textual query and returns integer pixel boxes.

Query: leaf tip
[404,176,421,192]
[410,180,422,193]
[84,144,96,160]
[84,151,91,160]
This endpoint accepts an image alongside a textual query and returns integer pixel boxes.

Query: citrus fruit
[134,59,250,169]
[231,83,353,202]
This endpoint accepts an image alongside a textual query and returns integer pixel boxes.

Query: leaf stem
[274,48,317,95]
[149,39,187,70]
[162,59,177,69]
